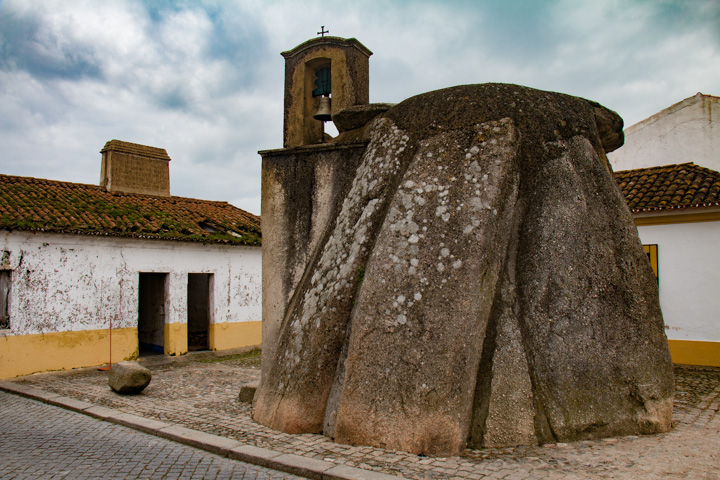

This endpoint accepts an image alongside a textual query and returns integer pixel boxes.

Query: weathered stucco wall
[608,93,719,171]
[0,230,261,378]
[636,219,720,366]
[260,142,366,377]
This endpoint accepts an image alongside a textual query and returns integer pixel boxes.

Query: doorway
[187,273,212,351]
[138,272,168,356]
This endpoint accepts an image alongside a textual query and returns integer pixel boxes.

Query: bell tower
[281,35,372,147]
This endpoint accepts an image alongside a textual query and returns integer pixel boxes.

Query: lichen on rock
[253,83,674,456]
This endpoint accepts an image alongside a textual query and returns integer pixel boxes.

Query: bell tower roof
[281,37,373,59]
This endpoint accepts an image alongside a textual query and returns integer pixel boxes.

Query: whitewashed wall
[608,93,719,172]
[636,221,720,343]
[0,230,261,336]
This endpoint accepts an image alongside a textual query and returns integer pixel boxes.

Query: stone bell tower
[259,35,376,378]
[281,36,372,147]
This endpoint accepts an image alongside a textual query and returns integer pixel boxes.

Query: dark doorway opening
[187,273,212,351]
[138,272,168,356]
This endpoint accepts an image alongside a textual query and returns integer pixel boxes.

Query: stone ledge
[228,445,283,466]
[107,412,172,434]
[156,425,242,456]
[270,453,335,479]
[323,464,406,480]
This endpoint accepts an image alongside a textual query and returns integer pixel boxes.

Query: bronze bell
[314,96,332,122]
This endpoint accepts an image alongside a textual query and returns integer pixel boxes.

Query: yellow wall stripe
[3,324,710,378]
[0,328,138,379]
[209,321,262,351]
[164,323,188,356]
[668,339,720,367]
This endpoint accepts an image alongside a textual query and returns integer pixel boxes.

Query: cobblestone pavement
[0,390,304,480]
[7,351,720,479]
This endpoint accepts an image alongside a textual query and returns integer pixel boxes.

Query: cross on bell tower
[317,26,329,37]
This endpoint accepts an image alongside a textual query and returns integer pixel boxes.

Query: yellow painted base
[0,328,138,379]
[209,321,262,351]
[164,322,188,356]
[669,339,720,367]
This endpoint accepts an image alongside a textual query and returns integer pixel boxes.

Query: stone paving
[0,390,304,480]
[6,350,720,480]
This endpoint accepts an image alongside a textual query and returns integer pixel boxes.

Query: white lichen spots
[493,209,498,215]
[283,118,412,354]
[404,180,416,189]
[414,292,422,301]
[440,248,450,258]
[397,314,407,325]
[441,213,451,222]
[397,295,406,304]
[469,145,480,155]
[437,262,445,273]
[463,224,474,234]
[453,259,463,269]
[408,234,419,244]
[410,258,419,267]
[427,152,433,158]
[408,266,417,275]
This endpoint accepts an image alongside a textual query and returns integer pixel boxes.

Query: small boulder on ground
[238,380,259,403]
[108,361,151,394]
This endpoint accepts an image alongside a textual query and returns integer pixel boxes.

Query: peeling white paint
[0,231,261,336]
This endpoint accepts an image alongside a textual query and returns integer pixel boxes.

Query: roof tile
[614,163,720,213]
[0,174,260,245]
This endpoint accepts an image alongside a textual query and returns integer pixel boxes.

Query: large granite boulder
[108,361,151,394]
[253,84,674,456]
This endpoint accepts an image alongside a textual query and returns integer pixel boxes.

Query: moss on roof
[0,174,260,246]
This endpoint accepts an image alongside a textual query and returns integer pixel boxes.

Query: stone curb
[0,382,404,480]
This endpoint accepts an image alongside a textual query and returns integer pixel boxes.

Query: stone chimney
[100,140,171,196]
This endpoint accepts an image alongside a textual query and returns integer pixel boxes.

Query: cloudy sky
[1,0,718,215]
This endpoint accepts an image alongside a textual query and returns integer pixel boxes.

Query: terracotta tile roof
[614,163,720,213]
[0,174,261,246]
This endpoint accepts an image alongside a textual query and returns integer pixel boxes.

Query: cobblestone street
[0,390,304,480]
[4,350,719,479]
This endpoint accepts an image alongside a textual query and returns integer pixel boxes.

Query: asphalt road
[0,391,306,480]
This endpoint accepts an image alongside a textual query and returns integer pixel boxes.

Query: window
[0,270,10,329]
[643,244,659,280]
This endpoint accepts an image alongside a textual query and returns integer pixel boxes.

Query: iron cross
[317,26,329,37]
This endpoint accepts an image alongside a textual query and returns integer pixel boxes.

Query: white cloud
[1,0,719,217]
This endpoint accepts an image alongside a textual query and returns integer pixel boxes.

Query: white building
[0,140,262,378]
[610,93,719,367]
[610,93,719,172]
